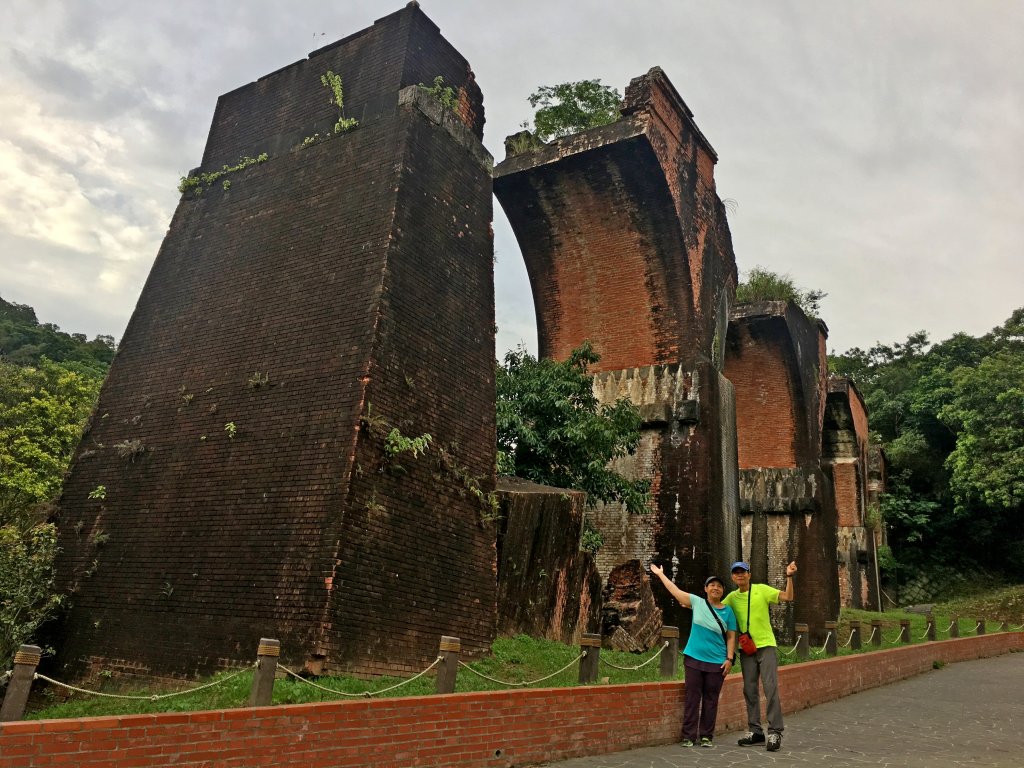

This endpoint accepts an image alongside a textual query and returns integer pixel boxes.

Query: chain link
[458,652,585,688]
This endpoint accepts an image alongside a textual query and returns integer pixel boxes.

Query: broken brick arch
[493,68,741,635]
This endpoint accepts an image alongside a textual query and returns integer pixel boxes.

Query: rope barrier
[458,651,585,688]
[33,664,255,701]
[1010,623,1024,631]
[918,624,931,640]
[808,631,832,655]
[0,669,11,684]
[972,622,982,632]
[865,625,878,644]
[944,621,955,633]
[279,656,442,698]
[778,639,801,657]
[885,626,905,645]
[840,630,855,648]
[599,642,668,671]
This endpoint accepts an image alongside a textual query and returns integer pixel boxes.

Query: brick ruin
[493,67,742,637]
[49,4,881,676]
[725,301,883,641]
[824,377,882,611]
[52,4,497,679]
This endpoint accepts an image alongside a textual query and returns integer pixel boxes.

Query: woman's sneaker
[699,737,714,748]
[766,732,782,752]
[680,738,695,748]
[737,732,766,746]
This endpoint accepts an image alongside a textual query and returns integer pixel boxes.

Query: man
[722,559,797,752]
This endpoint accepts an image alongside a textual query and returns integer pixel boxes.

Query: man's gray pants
[739,646,784,735]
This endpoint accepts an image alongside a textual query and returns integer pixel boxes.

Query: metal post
[926,615,936,642]
[659,626,679,679]
[795,623,809,661]
[436,636,460,694]
[1,645,41,722]
[900,619,911,644]
[871,619,883,647]
[849,619,862,651]
[825,621,838,656]
[950,615,960,638]
[578,633,602,684]
[247,638,280,707]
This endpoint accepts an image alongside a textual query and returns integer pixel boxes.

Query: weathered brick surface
[824,377,879,610]
[493,69,740,638]
[494,478,601,644]
[4,634,1020,768]
[727,302,840,638]
[51,5,496,680]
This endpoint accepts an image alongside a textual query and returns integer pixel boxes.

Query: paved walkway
[541,652,1024,767]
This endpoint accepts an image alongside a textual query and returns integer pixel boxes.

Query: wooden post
[976,619,986,636]
[659,626,679,679]
[795,623,809,661]
[926,615,936,642]
[578,633,602,684]
[849,619,862,650]
[871,618,883,647]
[900,619,911,644]
[825,621,838,656]
[436,636,460,694]
[950,615,960,638]
[247,638,280,707]
[1,645,41,722]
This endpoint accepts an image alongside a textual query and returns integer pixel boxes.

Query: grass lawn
[21,585,1024,721]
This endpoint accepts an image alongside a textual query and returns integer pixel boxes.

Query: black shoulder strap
[745,586,752,633]
[704,596,728,637]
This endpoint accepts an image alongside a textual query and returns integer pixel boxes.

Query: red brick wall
[4,634,1020,768]
[833,462,862,527]
[726,320,798,468]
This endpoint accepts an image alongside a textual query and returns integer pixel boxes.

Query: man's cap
[730,561,751,572]
[704,575,725,587]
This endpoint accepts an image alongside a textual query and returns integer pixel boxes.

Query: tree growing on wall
[496,342,650,514]
[524,80,622,142]
[735,266,827,319]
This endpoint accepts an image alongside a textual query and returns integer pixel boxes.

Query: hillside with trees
[830,308,1024,585]
[0,296,113,669]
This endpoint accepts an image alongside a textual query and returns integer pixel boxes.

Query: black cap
[704,576,724,587]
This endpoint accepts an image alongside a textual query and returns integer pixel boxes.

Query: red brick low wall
[2,633,1020,768]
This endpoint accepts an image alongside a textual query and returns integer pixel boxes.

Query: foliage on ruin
[496,342,650,514]
[735,266,827,318]
[524,80,622,142]
[177,153,269,196]
[829,307,1024,579]
[320,70,359,134]
[419,76,458,112]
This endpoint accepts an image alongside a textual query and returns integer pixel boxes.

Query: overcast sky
[1,0,1021,358]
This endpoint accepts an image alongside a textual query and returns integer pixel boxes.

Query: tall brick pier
[52,4,497,679]
[493,68,742,633]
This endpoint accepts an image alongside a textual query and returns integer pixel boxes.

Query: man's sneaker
[737,732,766,747]
[680,738,695,748]
[766,732,782,752]
[700,737,714,748]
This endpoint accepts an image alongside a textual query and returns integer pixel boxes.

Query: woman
[650,563,737,748]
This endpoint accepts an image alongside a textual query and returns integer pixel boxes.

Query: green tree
[496,342,650,514]
[525,80,622,142]
[0,356,104,669]
[735,266,827,318]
